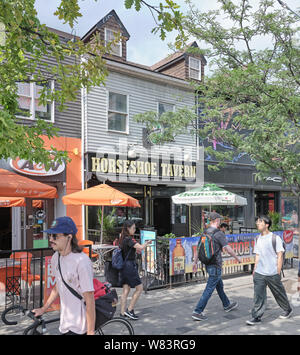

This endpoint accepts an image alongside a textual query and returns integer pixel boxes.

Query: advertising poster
[168,231,293,275]
[222,233,258,267]
[140,230,157,273]
[169,237,201,276]
[44,256,60,311]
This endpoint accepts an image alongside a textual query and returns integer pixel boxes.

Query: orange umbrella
[62,183,140,243]
[62,183,141,207]
[0,197,43,208]
[0,169,57,198]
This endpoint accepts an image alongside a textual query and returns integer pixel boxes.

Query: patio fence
[0,239,294,310]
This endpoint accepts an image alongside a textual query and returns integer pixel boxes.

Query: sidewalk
[0,266,299,335]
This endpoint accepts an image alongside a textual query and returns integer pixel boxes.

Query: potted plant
[97,207,118,244]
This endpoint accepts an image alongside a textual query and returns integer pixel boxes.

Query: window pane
[190,68,200,80]
[35,101,51,121]
[108,112,127,132]
[190,58,200,70]
[109,92,127,113]
[158,102,174,116]
[17,82,30,97]
[105,29,121,56]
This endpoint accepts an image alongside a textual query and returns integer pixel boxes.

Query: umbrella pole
[100,205,104,245]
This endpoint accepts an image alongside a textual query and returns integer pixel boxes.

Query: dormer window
[105,28,122,57]
[189,57,201,80]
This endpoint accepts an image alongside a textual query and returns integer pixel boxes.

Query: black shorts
[121,260,142,288]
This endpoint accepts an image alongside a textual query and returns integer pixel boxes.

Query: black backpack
[197,229,219,265]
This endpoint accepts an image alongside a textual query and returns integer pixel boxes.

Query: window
[108,92,128,133]
[189,57,201,80]
[105,28,122,57]
[17,81,54,121]
[158,102,174,117]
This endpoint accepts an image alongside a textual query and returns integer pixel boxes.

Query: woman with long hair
[119,220,152,320]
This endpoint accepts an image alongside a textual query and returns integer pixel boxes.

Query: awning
[0,169,58,198]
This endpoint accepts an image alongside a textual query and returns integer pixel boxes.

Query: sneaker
[279,309,293,319]
[124,309,139,320]
[224,301,238,313]
[192,312,208,321]
[246,317,262,326]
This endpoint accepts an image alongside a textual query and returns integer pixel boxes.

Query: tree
[134,0,300,195]
[0,0,182,168]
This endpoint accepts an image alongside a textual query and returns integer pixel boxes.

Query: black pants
[251,272,291,319]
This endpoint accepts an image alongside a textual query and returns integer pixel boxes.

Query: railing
[0,248,53,310]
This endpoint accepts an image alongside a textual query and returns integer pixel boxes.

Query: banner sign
[169,231,294,276]
[140,230,157,273]
[44,256,60,311]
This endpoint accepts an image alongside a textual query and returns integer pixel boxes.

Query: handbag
[58,254,117,330]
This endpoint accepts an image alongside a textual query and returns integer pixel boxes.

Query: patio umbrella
[0,169,57,198]
[171,183,247,210]
[0,197,43,208]
[62,183,141,244]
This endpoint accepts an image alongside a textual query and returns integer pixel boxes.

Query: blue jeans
[194,265,230,314]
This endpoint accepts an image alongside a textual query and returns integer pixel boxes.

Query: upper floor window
[105,28,122,57]
[108,92,128,133]
[189,57,201,80]
[158,102,174,116]
[17,81,54,122]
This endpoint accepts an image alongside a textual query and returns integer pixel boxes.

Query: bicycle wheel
[96,317,134,335]
[23,324,42,335]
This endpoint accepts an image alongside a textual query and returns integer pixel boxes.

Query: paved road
[0,266,299,335]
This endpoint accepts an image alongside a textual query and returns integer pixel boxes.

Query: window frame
[107,91,129,134]
[189,57,201,81]
[105,28,122,57]
[16,80,55,123]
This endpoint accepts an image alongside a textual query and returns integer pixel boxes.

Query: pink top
[51,251,94,334]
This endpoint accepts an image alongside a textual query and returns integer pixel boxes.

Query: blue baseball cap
[42,216,78,235]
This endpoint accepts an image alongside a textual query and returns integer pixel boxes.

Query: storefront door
[153,197,171,237]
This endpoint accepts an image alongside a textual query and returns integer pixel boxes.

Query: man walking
[33,216,95,335]
[246,215,292,325]
[192,212,242,321]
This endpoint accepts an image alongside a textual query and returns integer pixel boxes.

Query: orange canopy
[0,169,57,198]
[62,183,141,208]
[0,197,43,208]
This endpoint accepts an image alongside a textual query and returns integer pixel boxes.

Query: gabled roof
[151,41,207,71]
[81,10,130,42]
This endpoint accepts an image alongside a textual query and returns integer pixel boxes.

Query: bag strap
[58,254,84,302]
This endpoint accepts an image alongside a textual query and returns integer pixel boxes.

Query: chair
[10,252,40,300]
[78,240,99,260]
[0,266,21,304]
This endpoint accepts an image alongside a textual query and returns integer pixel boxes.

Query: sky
[35,0,300,69]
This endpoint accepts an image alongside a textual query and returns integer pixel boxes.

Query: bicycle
[2,305,134,335]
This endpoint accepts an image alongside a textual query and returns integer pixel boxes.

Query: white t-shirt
[51,251,94,334]
[254,232,285,276]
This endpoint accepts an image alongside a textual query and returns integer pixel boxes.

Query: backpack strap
[271,233,285,278]
[58,254,85,303]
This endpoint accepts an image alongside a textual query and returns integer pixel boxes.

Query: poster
[140,230,157,273]
[44,256,60,311]
[168,231,294,275]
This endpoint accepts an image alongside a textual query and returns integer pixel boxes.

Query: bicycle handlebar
[1,305,42,326]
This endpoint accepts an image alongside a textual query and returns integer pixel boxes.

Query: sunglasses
[48,234,67,240]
